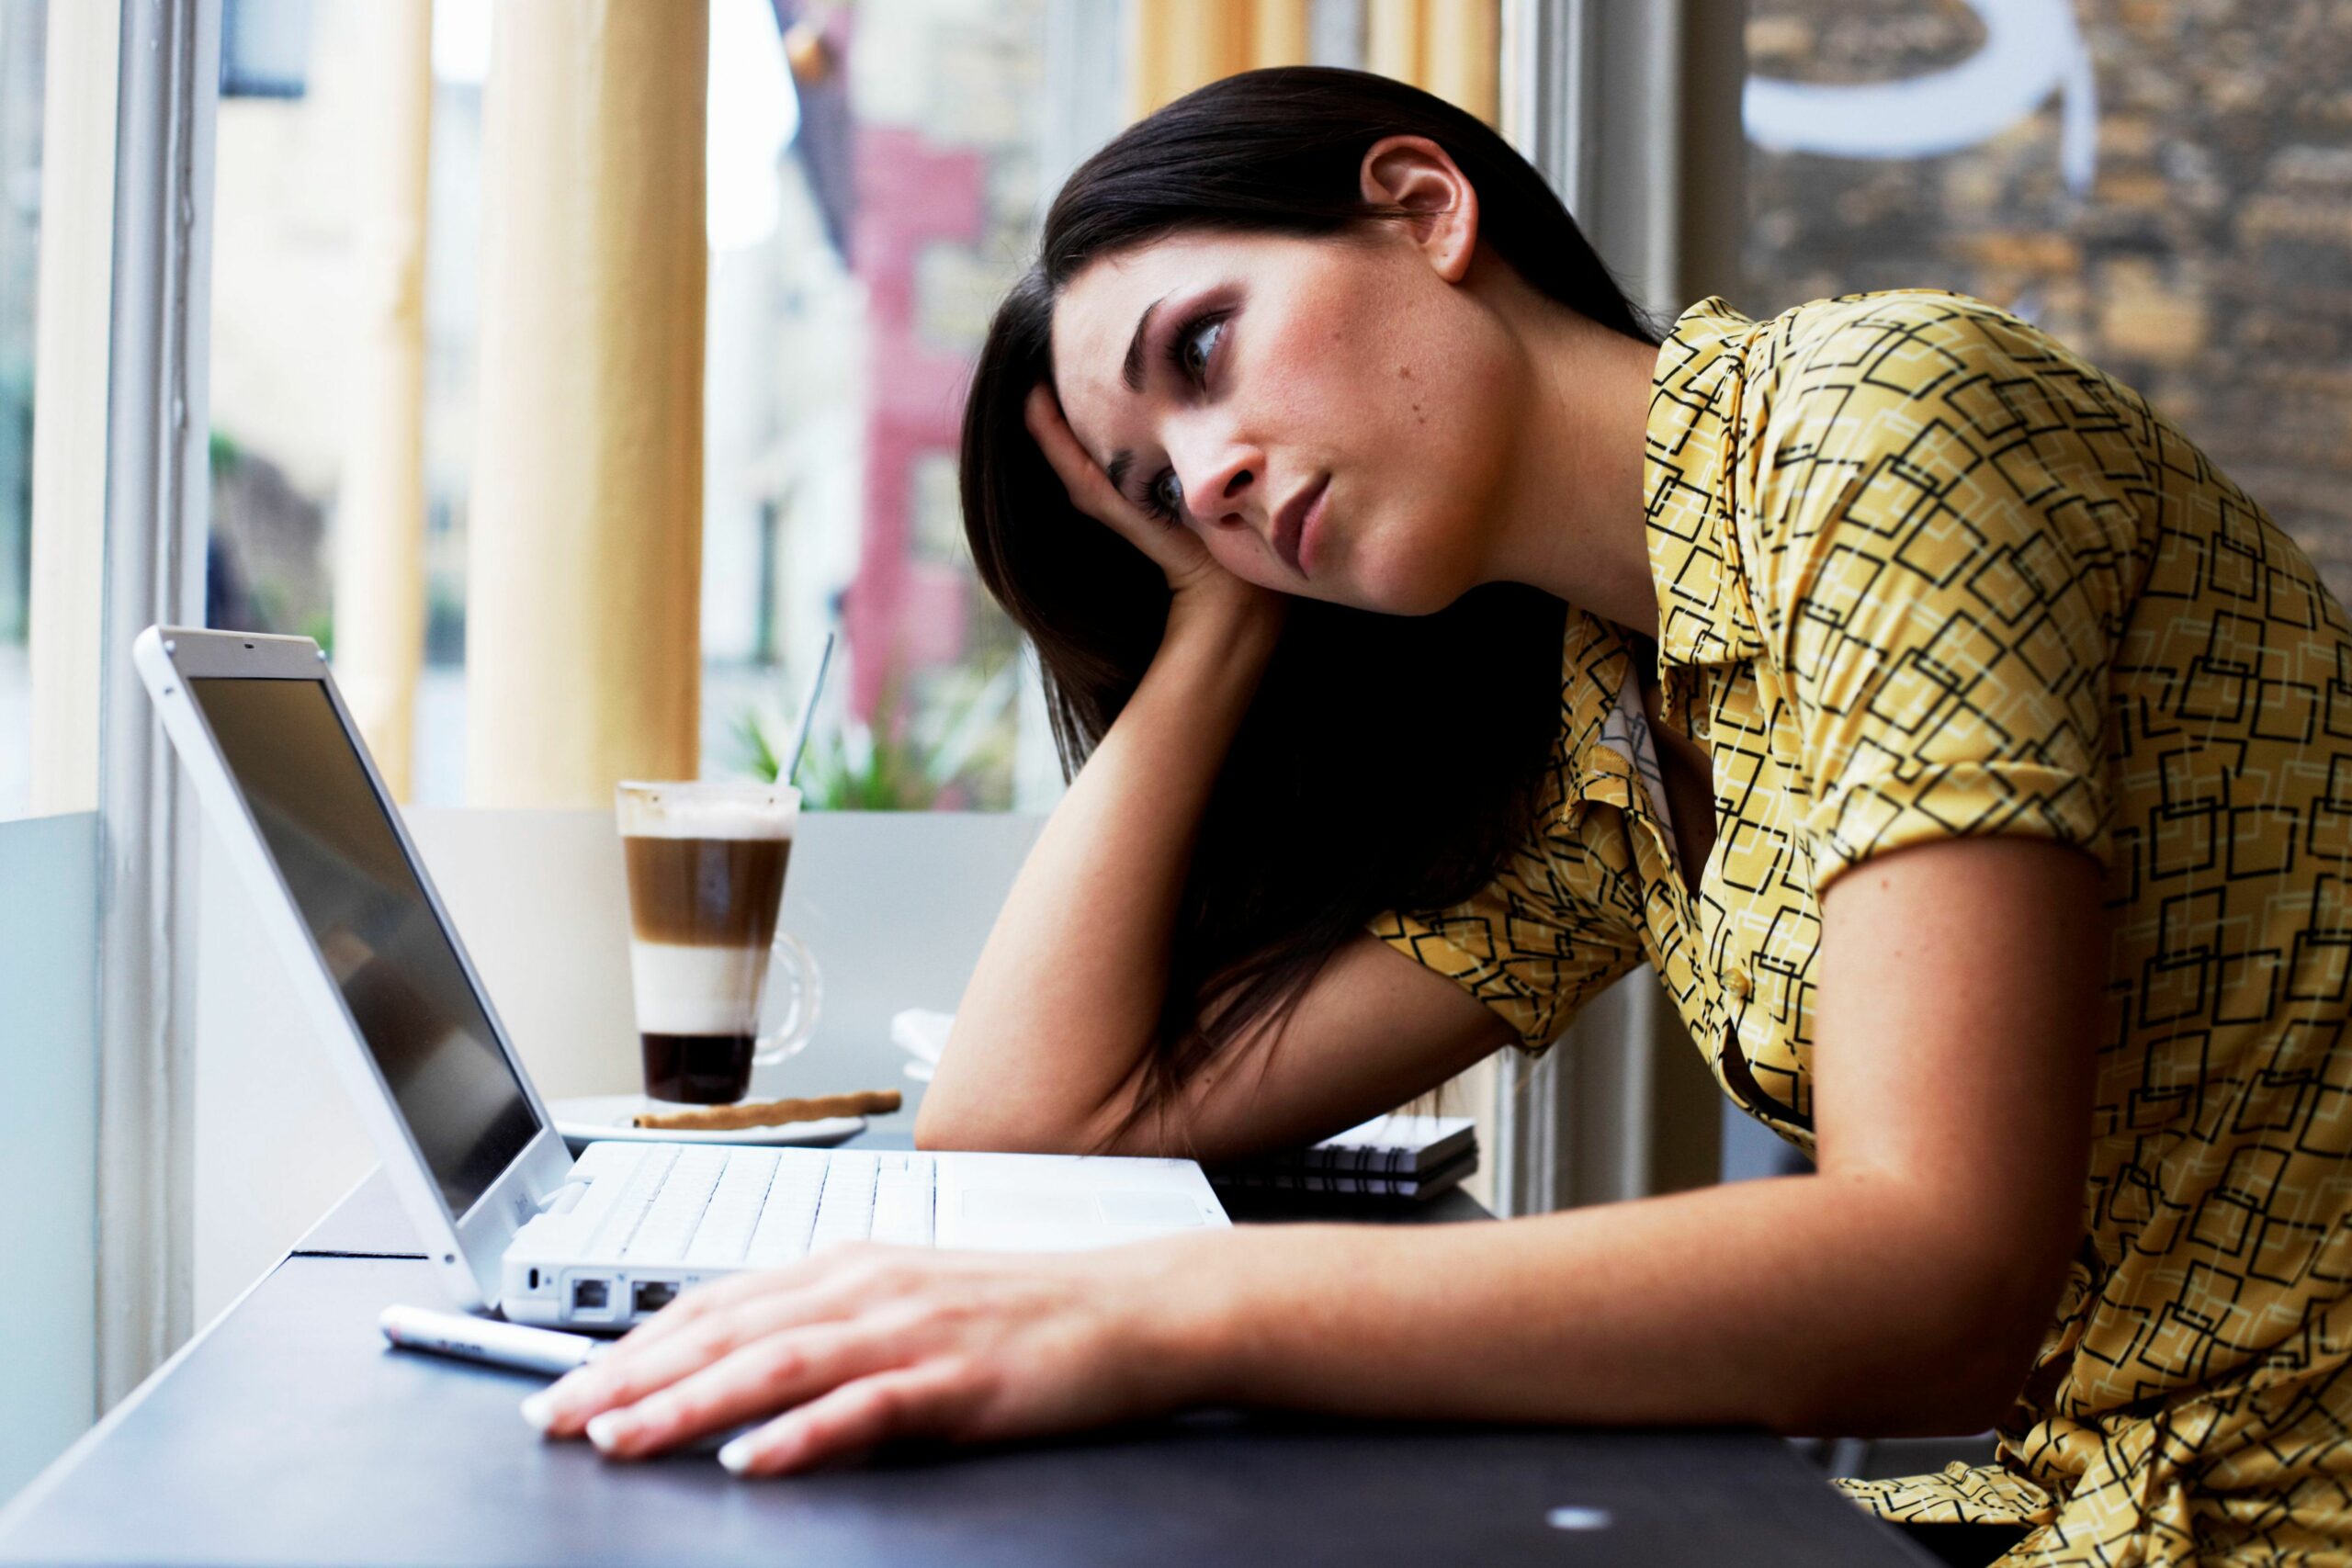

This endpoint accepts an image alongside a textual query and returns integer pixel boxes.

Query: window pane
[0,0,43,823]
[209,0,466,801]
[209,0,1059,811]
[1744,0,2352,606]
[700,0,1047,811]
[206,0,351,642]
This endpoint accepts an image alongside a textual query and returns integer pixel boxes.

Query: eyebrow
[1095,287,1176,495]
[1102,292,1172,499]
[1121,294,1167,394]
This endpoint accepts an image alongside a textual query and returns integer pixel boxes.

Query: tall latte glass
[616,782,822,1104]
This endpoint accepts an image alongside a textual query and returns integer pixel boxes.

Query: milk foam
[628,941,770,1035]
[616,785,797,841]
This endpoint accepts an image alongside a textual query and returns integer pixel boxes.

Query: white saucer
[549,1094,866,1149]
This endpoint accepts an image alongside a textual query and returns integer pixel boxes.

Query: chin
[1345,530,1487,618]
[1341,570,1473,619]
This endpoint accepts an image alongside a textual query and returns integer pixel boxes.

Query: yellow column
[1126,0,1250,120]
[1365,0,1423,87]
[466,0,708,807]
[1250,0,1309,69]
[1125,2,1497,126]
[334,0,433,801]
[1363,0,1498,125]
[27,0,119,818]
[1421,0,1498,125]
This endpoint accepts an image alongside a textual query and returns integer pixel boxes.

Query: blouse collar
[1548,299,1773,844]
[1643,297,1767,675]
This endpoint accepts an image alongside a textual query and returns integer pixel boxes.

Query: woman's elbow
[910,1093,1017,1153]
[911,1093,1102,1155]
[910,1098,956,1152]
[1773,1261,2052,1438]
[1770,1339,2025,1439]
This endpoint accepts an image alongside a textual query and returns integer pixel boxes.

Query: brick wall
[1743,0,2352,606]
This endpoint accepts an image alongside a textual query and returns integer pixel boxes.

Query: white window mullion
[94,0,219,1409]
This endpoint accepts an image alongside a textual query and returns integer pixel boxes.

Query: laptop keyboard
[577,1146,936,1267]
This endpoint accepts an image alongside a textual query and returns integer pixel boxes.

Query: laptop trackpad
[960,1188,1096,1230]
[958,1186,1208,1236]
[1096,1190,1206,1228]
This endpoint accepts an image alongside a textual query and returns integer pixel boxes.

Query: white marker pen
[379,1304,608,1377]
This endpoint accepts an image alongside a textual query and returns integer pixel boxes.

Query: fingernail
[585,1412,630,1452]
[519,1393,559,1432]
[716,1437,755,1476]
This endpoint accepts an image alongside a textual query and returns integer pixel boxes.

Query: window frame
[91,0,219,1406]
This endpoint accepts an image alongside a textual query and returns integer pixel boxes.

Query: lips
[1272,474,1328,578]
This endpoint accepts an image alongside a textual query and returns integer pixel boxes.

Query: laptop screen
[187,674,542,1219]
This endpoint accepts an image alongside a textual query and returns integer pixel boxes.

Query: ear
[1358,135,1480,284]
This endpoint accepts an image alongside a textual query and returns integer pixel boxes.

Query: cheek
[1348,366,1519,611]
[1228,264,1518,612]
[1293,293,1513,497]
[1238,306,1363,440]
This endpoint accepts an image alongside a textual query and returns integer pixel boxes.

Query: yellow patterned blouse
[1373,290,2352,1566]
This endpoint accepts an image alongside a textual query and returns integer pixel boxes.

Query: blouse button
[1724,965,1752,1000]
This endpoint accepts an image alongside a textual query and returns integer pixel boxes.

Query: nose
[1169,423,1262,530]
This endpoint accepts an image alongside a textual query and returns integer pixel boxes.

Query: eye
[1142,468,1184,525]
[1168,311,1227,386]
[1131,310,1229,525]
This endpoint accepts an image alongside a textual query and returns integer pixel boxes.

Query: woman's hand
[1023,384,1280,632]
[519,1239,1217,1477]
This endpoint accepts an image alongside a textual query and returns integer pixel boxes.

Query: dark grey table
[0,1147,1928,1568]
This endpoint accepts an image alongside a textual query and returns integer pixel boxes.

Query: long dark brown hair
[958,67,1657,1144]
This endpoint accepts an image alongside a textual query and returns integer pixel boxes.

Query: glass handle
[753,929,822,1066]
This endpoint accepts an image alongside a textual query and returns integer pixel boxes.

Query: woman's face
[1047,225,1527,615]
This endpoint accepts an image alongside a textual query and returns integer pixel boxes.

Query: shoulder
[1731,288,2147,537]
[1729,291,2150,663]
[1747,288,2081,400]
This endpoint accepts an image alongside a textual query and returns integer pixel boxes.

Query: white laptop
[136,626,1228,1330]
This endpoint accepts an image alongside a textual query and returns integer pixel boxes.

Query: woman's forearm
[918,594,1283,1152]
[1157,1172,2055,1438]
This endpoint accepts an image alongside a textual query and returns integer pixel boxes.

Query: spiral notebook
[1213,1114,1478,1201]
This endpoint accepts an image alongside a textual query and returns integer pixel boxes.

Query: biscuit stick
[631,1089,902,1132]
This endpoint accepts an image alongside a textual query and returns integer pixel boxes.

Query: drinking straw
[786,630,835,787]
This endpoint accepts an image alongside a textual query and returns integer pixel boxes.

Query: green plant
[735,657,1018,811]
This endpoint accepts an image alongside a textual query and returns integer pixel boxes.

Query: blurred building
[1745,0,2352,606]
[198,0,1049,810]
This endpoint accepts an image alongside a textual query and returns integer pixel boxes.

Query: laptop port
[571,1278,609,1312]
[632,1280,678,1314]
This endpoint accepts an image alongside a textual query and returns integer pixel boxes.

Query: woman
[524,69,2352,1567]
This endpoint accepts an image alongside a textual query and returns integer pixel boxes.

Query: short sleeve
[1747,296,2139,890]
[1370,807,1646,1054]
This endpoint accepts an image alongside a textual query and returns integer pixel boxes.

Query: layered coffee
[617,785,797,1104]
